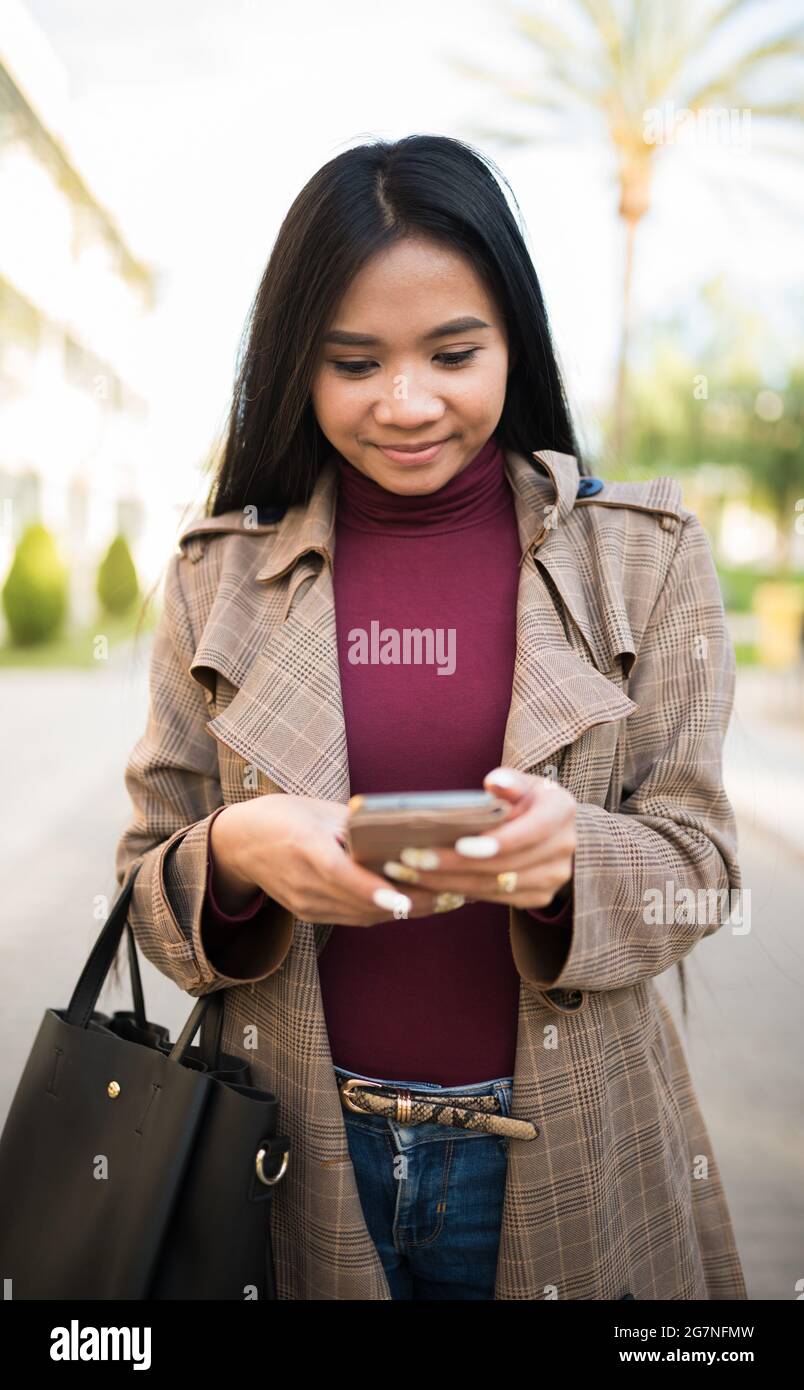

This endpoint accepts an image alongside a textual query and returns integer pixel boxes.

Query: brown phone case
[345,791,510,875]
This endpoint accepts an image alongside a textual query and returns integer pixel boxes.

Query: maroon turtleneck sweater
[203,432,572,1084]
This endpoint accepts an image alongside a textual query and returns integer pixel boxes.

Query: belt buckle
[339,1076,382,1113]
[339,1076,415,1122]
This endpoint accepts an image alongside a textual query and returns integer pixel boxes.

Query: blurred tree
[626,283,804,567]
[450,0,804,461]
[97,535,140,616]
[2,523,69,645]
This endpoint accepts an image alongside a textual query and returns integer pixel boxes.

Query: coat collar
[186,447,638,835]
[180,445,682,682]
[248,446,581,584]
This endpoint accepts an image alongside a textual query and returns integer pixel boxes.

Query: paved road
[724,664,804,858]
[1,646,801,1300]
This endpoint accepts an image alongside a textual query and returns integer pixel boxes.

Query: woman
[116,134,747,1301]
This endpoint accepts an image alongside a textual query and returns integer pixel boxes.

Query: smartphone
[345,789,509,873]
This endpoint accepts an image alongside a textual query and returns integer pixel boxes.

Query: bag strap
[126,920,147,1028]
[170,989,223,1066]
[199,990,224,1067]
[67,865,144,1028]
[66,861,226,1068]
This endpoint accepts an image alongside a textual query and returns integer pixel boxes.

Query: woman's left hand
[386,767,577,910]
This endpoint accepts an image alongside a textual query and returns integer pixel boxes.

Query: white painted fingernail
[455,835,499,858]
[485,767,517,786]
[373,887,413,914]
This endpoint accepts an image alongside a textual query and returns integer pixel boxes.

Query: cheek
[454,355,508,420]
[309,371,333,427]
[311,373,367,435]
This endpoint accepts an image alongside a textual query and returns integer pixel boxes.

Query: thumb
[483,765,532,807]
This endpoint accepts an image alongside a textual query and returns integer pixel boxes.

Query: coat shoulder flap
[576,473,688,528]
[173,507,290,701]
[542,473,690,679]
[176,506,287,563]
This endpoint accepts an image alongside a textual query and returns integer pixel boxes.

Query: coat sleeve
[509,511,741,992]
[114,551,295,997]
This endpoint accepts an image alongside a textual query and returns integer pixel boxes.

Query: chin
[374,461,452,492]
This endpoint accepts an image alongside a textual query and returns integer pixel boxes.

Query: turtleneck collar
[334,433,511,536]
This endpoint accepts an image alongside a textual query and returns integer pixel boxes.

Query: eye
[330,348,480,377]
[331,360,375,376]
[436,349,479,368]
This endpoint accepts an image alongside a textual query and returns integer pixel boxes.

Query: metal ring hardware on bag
[256,1145,290,1186]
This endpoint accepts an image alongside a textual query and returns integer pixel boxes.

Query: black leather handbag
[0,863,290,1299]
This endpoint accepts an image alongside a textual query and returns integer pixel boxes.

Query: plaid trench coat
[114,445,748,1301]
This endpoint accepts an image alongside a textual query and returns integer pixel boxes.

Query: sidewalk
[724,665,804,860]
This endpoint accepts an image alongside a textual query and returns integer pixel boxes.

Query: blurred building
[0,0,158,625]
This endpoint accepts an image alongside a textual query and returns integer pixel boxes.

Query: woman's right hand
[210,794,448,926]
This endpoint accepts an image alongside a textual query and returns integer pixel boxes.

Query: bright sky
[23,0,804,507]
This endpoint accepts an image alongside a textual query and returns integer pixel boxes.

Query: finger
[393,857,573,907]
[397,802,573,878]
[386,829,575,894]
[381,860,574,901]
[322,846,441,916]
[482,765,535,807]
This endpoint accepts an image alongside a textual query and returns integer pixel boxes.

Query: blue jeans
[334,1063,513,1300]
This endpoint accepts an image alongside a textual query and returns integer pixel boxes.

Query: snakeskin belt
[338,1076,539,1141]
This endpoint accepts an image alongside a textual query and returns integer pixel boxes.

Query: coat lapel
[497,448,637,777]
[193,446,636,808]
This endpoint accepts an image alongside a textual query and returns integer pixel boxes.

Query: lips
[374,437,453,464]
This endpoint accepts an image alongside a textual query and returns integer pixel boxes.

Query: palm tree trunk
[613,215,637,463]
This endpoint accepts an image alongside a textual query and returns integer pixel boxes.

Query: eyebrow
[322,316,492,347]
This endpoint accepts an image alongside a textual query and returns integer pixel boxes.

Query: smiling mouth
[374,438,451,452]
[372,436,454,462]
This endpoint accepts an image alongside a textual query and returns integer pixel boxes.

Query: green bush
[717,565,804,613]
[2,523,69,645]
[97,534,139,616]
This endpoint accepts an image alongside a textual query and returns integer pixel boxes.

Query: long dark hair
[205,133,588,515]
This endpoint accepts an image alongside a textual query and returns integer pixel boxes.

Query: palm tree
[448,0,804,462]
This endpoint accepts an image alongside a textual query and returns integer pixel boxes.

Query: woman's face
[310,236,512,494]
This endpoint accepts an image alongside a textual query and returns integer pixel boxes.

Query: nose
[372,379,447,426]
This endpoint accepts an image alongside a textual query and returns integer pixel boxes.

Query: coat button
[541,987,586,1013]
[576,476,604,498]
[659,515,677,531]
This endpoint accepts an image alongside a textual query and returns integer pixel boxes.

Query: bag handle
[66,861,221,1068]
[126,920,147,1027]
[67,864,144,1027]
[170,989,223,1066]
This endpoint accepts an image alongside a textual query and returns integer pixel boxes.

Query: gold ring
[497,871,518,894]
